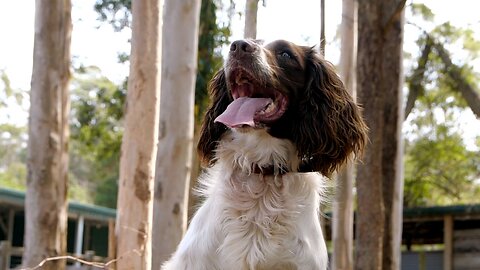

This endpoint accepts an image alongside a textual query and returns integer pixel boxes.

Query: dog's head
[198,39,368,176]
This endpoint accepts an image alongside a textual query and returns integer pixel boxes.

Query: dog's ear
[197,69,230,166]
[294,49,368,176]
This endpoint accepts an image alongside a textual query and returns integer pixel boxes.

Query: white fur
[162,129,329,270]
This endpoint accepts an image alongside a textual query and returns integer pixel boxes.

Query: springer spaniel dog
[162,39,368,270]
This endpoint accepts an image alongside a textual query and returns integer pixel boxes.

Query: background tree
[332,0,356,269]
[320,0,326,54]
[152,0,201,266]
[115,0,162,269]
[189,0,232,218]
[355,0,405,269]
[23,0,72,269]
[0,71,27,190]
[403,7,480,207]
[91,0,231,215]
[70,66,126,207]
[244,0,259,39]
[0,123,27,190]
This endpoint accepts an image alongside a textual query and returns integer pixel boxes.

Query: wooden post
[0,241,11,270]
[108,219,116,268]
[6,210,14,268]
[444,215,453,270]
[84,224,91,253]
[74,215,85,267]
[85,250,95,270]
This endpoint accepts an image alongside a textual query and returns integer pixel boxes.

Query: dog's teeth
[263,102,276,114]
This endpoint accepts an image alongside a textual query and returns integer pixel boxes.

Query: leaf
[410,3,434,21]
[1,70,13,97]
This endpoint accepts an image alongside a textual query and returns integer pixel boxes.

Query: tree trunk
[320,0,326,55]
[355,0,405,269]
[23,1,71,269]
[115,0,162,269]
[152,0,201,267]
[381,4,405,270]
[332,1,356,269]
[244,0,259,39]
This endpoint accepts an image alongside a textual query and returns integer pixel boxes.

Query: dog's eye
[280,51,292,59]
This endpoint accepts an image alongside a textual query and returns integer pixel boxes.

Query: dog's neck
[216,129,299,175]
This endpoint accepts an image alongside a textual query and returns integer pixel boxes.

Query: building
[1,187,480,269]
[0,188,115,269]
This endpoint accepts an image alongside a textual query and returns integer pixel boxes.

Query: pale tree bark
[320,0,326,55]
[332,0,356,269]
[115,0,162,269]
[152,0,201,267]
[23,1,71,269]
[244,0,259,39]
[355,0,405,269]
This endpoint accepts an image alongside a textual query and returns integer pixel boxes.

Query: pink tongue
[214,97,272,128]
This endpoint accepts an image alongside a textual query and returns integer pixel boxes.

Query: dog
[161,39,368,270]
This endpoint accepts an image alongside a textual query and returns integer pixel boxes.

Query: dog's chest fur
[162,130,328,270]
[218,171,310,269]
[197,130,327,269]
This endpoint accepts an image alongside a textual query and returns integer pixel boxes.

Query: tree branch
[405,35,432,119]
[383,0,407,36]
[432,41,480,119]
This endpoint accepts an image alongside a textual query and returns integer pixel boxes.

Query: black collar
[252,164,288,176]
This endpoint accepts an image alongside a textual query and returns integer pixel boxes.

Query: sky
[0,0,479,146]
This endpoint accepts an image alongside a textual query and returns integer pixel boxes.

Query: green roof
[0,187,116,221]
[2,187,479,222]
[403,204,480,218]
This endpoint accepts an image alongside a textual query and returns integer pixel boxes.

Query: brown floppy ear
[197,69,230,166]
[295,49,368,176]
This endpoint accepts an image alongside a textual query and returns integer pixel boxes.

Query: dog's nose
[230,40,255,56]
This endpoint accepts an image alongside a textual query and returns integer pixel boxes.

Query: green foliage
[195,0,231,120]
[405,60,480,207]
[432,22,480,61]
[94,0,131,31]
[0,124,27,190]
[92,0,232,121]
[410,3,434,22]
[0,70,25,110]
[404,123,480,207]
[0,71,28,191]
[70,66,126,208]
[404,11,480,207]
[404,94,480,207]
[74,0,233,208]
[0,162,27,190]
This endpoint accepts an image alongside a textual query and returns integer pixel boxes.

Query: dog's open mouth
[214,69,288,128]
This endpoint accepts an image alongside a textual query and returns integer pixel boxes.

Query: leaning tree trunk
[355,0,405,269]
[115,0,162,269]
[152,0,201,267]
[433,40,480,118]
[23,1,71,269]
[332,0,356,269]
[405,36,432,119]
[244,0,259,39]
